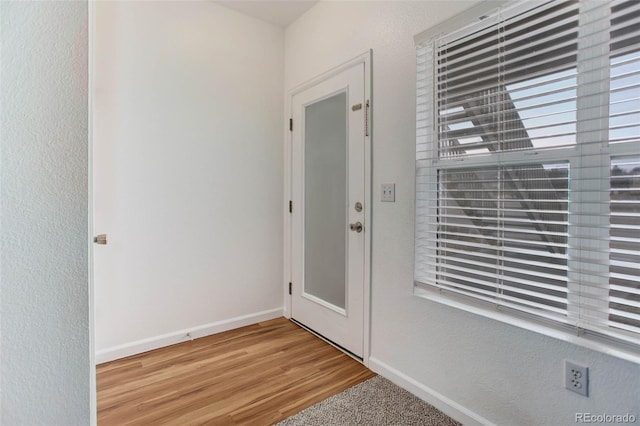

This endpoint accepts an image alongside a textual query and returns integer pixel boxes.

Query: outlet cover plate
[565,360,589,397]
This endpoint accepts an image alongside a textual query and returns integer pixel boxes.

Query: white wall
[0,1,91,424]
[93,2,284,361]
[285,2,640,425]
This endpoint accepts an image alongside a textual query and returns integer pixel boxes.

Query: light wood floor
[97,317,375,425]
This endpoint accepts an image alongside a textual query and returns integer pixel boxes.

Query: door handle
[94,234,108,245]
[349,222,363,233]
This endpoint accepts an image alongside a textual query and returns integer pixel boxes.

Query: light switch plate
[381,184,395,202]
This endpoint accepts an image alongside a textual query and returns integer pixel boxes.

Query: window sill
[414,284,640,365]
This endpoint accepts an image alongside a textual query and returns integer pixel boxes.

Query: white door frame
[283,50,372,365]
[88,1,98,423]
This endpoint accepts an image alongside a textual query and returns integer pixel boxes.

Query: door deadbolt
[355,202,363,212]
[94,234,108,245]
[349,222,363,233]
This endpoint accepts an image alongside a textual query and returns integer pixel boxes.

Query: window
[415,0,640,355]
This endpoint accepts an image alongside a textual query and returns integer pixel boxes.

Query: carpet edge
[368,356,496,426]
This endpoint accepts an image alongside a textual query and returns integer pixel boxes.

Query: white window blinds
[415,0,640,351]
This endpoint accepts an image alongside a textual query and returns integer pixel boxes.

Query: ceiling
[216,1,318,28]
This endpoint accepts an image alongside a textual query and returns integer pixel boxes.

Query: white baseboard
[368,357,495,426]
[96,308,283,364]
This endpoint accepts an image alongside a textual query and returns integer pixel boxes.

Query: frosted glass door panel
[304,92,347,310]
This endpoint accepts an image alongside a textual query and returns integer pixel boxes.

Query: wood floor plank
[97,317,376,425]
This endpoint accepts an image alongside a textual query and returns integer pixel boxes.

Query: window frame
[414,0,640,364]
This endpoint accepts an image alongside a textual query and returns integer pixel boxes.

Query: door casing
[284,50,372,365]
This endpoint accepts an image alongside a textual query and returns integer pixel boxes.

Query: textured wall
[93,2,284,357]
[0,1,90,425]
[285,2,640,425]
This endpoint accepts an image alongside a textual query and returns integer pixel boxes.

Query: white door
[290,56,370,358]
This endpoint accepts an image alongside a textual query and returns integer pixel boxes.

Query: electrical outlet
[565,360,588,397]
[381,184,395,202]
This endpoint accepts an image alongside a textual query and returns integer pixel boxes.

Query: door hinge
[289,200,292,213]
[289,118,293,132]
[288,282,292,295]
[365,99,370,137]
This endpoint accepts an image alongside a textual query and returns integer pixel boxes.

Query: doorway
[288,52,372,360]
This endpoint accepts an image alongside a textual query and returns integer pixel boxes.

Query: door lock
[354,202,363,212]
[94,234,108,245]
[349,222,363,233]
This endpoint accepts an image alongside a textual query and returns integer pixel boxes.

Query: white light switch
[381,184,395,202]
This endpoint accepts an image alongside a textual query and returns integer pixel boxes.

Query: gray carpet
[277,376,462,426]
